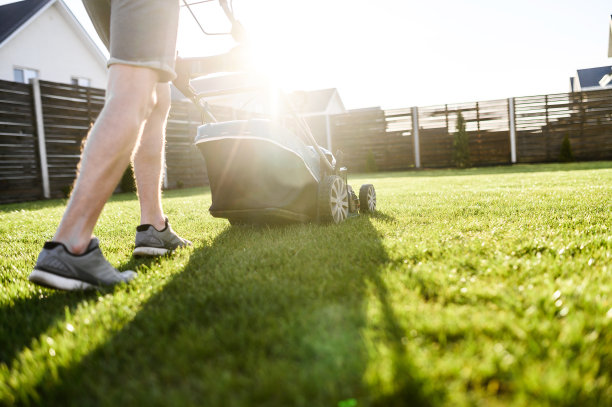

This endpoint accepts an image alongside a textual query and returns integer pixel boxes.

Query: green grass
[1,161,611,406]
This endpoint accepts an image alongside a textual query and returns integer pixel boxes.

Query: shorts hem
[108,58,176,82]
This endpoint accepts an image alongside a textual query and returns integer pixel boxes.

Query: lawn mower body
[195,119,321,224]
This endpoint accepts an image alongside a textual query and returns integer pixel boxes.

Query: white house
[571,66,612,92]
[0,0,107,87]
[288,88,346,150]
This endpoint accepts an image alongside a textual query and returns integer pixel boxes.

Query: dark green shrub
[119,164,136,193]
[364,150,378,172]
[560,135,574,162]
[61,184,73,199]
[453,111,470,168]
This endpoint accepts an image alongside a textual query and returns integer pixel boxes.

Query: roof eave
[324,89,346,115]
[0,0,55,49]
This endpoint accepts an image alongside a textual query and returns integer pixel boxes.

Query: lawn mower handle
[175,0,336,173]
[172,46,250,123]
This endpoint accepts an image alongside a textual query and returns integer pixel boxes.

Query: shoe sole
[29,269,96,291]
[133,246,169,257]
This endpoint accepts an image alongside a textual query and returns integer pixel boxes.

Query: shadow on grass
[21,215,444,406]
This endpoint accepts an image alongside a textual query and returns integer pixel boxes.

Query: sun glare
[177,0,350,93]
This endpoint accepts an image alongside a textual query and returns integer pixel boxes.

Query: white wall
[0,2,107,88]
[327,92,346,115]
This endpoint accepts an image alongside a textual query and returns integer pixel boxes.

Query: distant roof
[289,88,343,114]
[0,0,52,45]
[576,66,612,88]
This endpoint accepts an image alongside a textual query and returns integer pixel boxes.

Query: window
[13,67,38,84]
[71,77,91,87]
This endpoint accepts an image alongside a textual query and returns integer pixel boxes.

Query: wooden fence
[39,81,105,196]
[514,90,612,163]
[1,78,612,204]
[331,91,612,171]
[165,102,203,189]
[165,102,240,189]
[332,108,410,172]
[0,81,41,203]
[0,79,220,203]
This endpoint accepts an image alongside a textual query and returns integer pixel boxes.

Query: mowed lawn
[0,162,611,406]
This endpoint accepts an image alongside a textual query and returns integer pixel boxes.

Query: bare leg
[133,83,171,230]
[132,86,192,256]
[53,64,159,254]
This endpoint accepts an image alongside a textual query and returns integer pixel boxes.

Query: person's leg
[29,64,159,290]
[133,83,171,230]
[131,82,192,257]
[53,64,160,254]
[30,0,187,290]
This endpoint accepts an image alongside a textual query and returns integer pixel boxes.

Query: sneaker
[133,218,192,256]
[28,238,136,290]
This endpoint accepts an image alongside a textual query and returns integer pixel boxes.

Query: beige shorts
[82,0,180,82]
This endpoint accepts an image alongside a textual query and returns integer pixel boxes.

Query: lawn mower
[173,0,376,225]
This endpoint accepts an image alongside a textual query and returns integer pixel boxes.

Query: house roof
[576,66,612,88]
[0,0,52,45]
[0,0,107,68]
[289,88,345,114]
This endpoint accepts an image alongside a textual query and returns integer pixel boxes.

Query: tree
[453,111,470,168]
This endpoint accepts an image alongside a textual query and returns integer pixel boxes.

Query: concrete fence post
[411,106,421,168]
[508,97,517,164]
[31,78,50,198]
[163,149,169,189]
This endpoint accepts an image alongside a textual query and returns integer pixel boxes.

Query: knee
[151,83,171,116]
[105,66,160,125]
[105,92,155,135]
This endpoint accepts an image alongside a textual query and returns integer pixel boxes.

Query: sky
[64,0,612,110]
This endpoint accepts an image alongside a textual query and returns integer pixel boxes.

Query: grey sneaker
[133,218,192,256]
[28,238,136,290]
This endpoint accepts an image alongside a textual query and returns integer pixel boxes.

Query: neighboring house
[288,88,346,150]
[571,66,612,92]
[178,72,273,116]
[172,74,347,150]
[569,15,612,92]
[0,0,107,87]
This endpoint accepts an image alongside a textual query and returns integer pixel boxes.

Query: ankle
[53,236,91,255]
[140,214,166,231]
